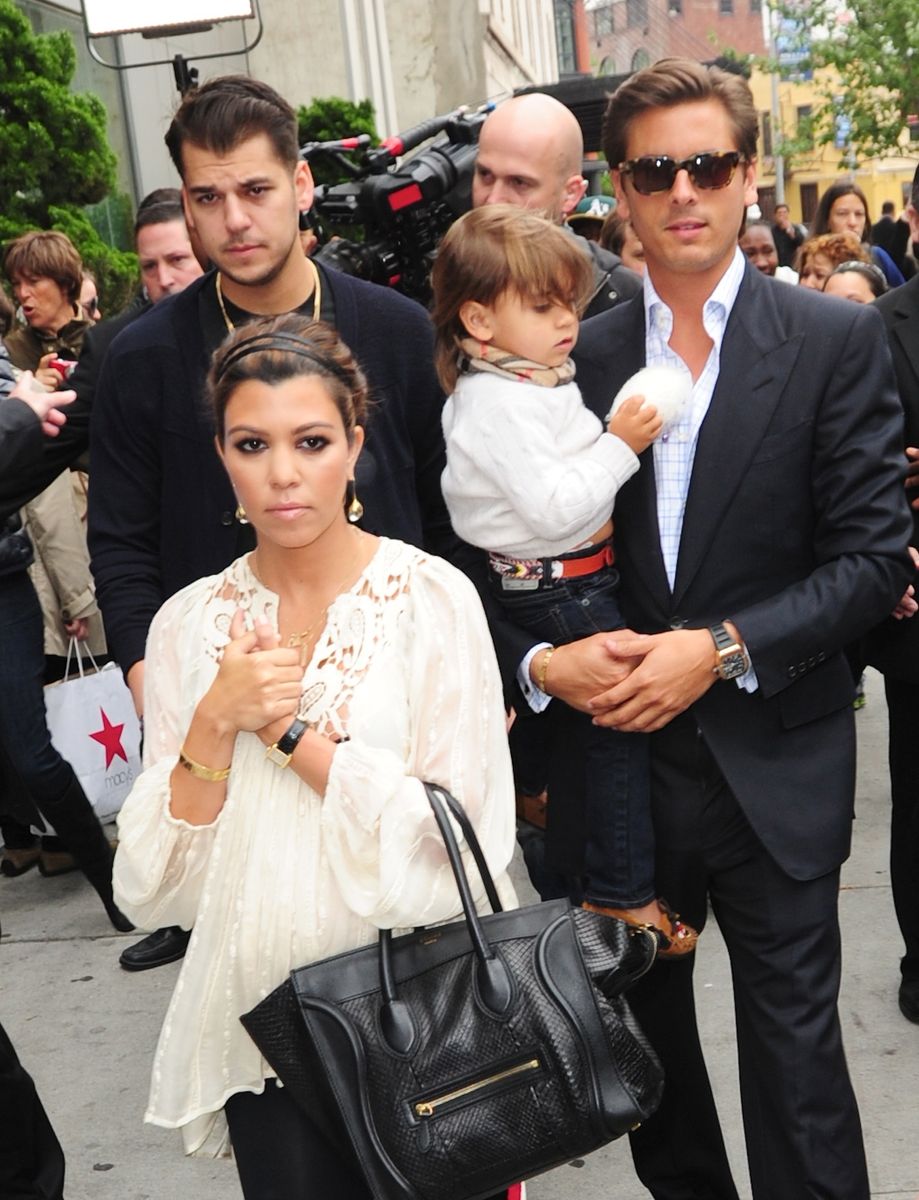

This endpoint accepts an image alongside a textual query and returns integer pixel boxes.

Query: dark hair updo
[208,315,370,444]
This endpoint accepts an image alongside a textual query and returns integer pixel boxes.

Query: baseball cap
[568,195,615,225]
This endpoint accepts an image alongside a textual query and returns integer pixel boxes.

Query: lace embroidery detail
[196,540,412,742]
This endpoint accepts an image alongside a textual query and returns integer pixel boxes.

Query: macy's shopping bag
[44,644,142,822]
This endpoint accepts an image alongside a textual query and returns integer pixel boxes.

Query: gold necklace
[215,256,322,333]
[257,535,364,666]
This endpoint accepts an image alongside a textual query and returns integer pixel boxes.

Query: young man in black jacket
[85,76,459,972]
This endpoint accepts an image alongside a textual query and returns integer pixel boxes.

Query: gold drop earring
[235,501,249,525]
[346,479,363,524]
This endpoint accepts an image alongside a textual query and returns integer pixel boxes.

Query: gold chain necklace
[255,534,364,667]
[215,256,321,333]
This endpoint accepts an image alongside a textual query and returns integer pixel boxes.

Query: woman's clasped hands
[171,610,305,824]
[204,609,303,738]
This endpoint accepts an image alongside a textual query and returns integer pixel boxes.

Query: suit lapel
[672,270,805,606]
[584,303,673,611]
[890,284,919,397]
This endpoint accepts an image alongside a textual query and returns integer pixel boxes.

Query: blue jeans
[492,562,655,908]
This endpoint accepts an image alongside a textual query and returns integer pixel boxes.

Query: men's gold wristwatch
[708,622,749,681]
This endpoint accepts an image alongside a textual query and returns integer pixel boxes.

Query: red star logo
[89,708,128,769]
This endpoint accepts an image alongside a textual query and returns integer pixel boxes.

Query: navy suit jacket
[573,263,913,880]
[866,273,919,679]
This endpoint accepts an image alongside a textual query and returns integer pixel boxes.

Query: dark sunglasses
[618,151,743,196]
[84,296,99,316]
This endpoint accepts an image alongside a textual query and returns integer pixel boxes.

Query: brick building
[584,0,764,75]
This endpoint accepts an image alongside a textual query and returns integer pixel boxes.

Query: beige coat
[22,471,106,658]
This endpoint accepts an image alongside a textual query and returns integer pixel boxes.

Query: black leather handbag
[241,783,664,1200]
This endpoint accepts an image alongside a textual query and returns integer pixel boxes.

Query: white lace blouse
[113,538,517,1156]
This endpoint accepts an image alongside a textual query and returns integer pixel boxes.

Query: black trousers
[226,1081,512,1200]
[884,675,919,981]
[627,713,868,1200]
[226,1082,371,1200]
[0,1020,65,1200]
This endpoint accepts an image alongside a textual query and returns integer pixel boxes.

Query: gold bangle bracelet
[537,647,556,695]
[178,749,231,783]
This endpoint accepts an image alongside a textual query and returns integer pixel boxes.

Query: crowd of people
[2,56,918,1200]
[738,178,918,294]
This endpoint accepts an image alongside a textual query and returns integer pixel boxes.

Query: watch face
[719,651,746,680]
[266,745,292,768]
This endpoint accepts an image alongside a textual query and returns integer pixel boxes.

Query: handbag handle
[423,784,505,975]
[437,787,503,915]
[377,784,514,1053]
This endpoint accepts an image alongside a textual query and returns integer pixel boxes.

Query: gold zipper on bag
[414,1058,542,1119]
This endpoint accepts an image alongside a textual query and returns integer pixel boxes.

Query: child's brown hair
[430,204,594,393]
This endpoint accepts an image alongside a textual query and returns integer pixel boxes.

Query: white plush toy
[606,365,692,436]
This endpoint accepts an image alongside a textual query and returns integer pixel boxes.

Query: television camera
[303,103,493,305]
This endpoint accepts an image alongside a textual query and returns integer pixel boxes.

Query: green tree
[765,0,919,164]
[297,96,378,188]
[0,0,136,310]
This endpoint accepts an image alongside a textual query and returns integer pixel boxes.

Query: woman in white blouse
[112,316,517,1199]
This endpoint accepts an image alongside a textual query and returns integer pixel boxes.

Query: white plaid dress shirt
[645,248,746,588]
[645,248,756,691]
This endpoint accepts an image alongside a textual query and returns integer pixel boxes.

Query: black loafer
[899,978,919,1024]
[119,926,191,972]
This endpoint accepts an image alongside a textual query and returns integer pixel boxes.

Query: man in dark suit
[872,199,899,254]
[870,173,919,1025]
[521,59,912,1198]
[871,199,911,275]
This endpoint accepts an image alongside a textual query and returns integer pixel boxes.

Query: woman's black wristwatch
[266,717,310,768]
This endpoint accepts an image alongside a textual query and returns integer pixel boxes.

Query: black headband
[214,331,353,387]
[828,259,888,293]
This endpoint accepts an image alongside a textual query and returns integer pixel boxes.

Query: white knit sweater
[441,372,640,558]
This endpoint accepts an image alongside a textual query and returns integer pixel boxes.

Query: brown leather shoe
[1,846,41,877]
[38,847,79,877]
[582,897,699,959]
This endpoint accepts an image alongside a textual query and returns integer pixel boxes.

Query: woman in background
[812,182,905,287]
[823,259,889,304]
[1,232,107,879]
[795,232,870,291]
[4,231,89,384]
